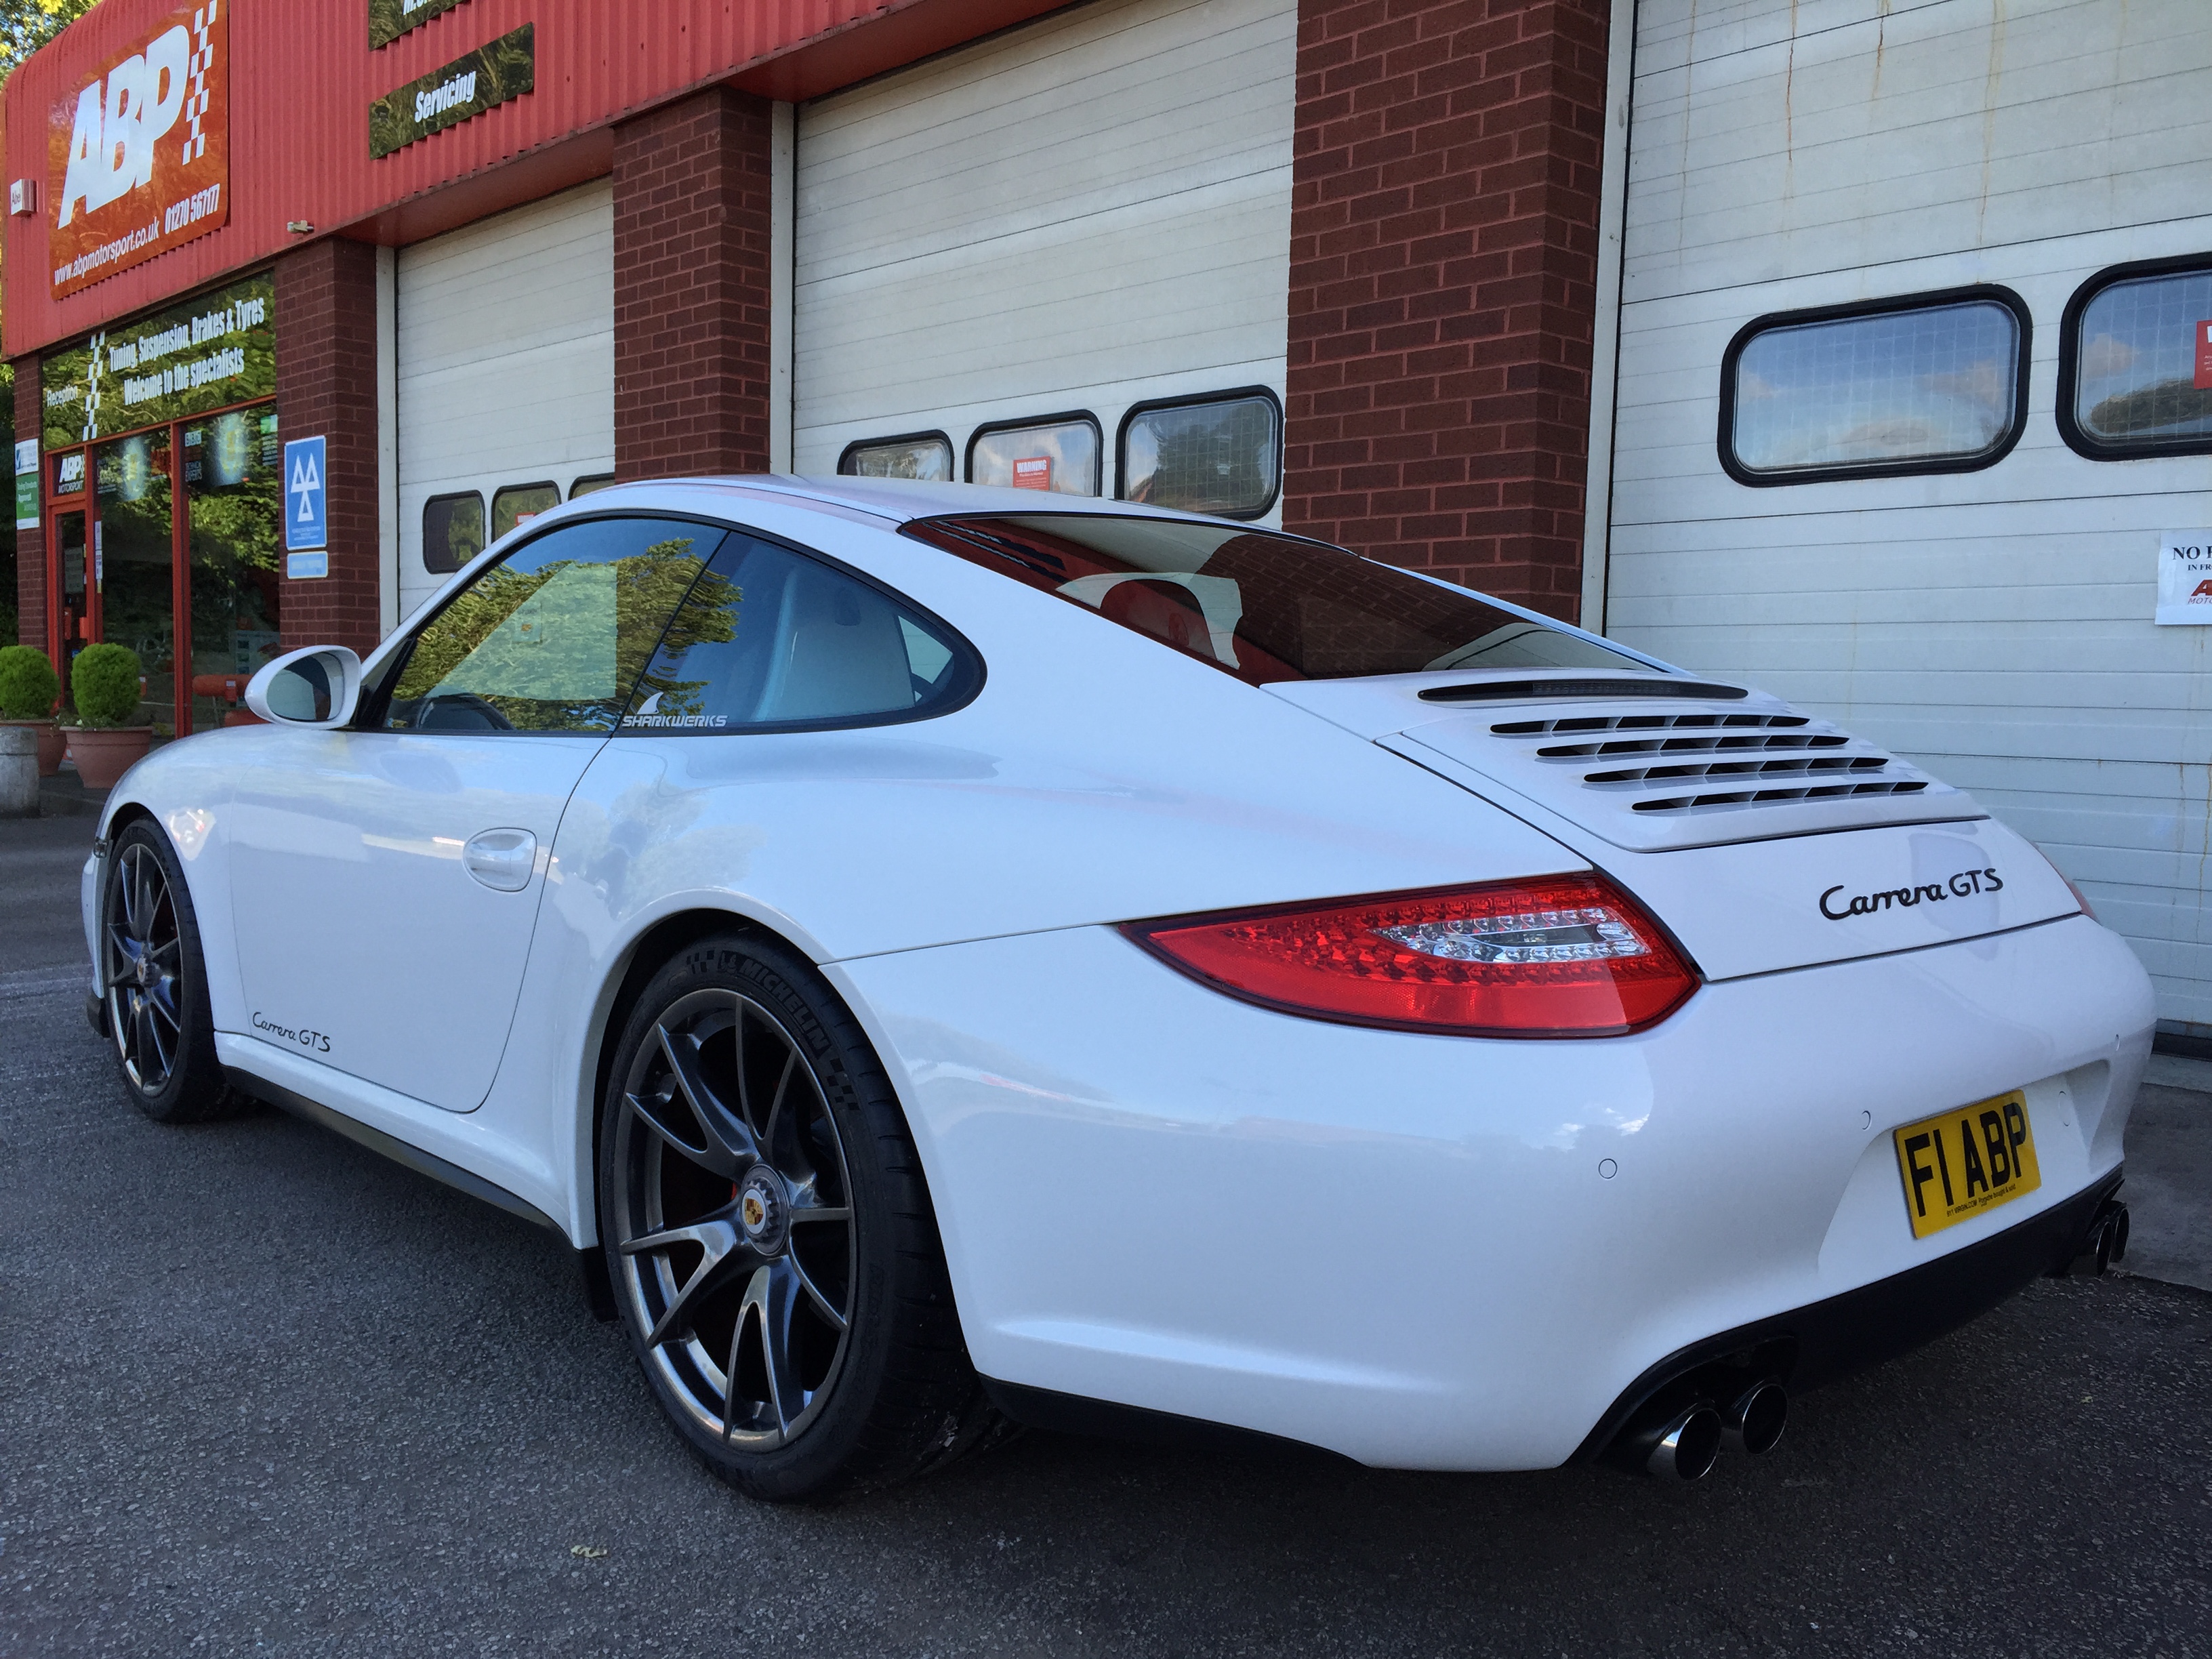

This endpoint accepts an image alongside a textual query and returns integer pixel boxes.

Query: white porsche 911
[83,478,2150,1498]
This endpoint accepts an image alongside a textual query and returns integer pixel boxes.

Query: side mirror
[244,646,364,729]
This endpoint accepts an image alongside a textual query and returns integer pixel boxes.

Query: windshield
[900,514,1654,685]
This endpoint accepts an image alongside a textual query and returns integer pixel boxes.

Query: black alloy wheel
[100,819,248,1123]
[600,934,1002,1500]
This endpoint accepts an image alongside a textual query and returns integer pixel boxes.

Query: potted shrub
[64,642,151,789]
[0,644,66,776]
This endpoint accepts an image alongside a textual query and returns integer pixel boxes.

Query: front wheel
[100,818,249,1124]
[598,933,1001,1500]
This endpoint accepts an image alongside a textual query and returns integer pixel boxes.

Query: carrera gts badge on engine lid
[1820,867,2002,920]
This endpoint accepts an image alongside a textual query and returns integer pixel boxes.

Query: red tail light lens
[1126,874,1698,1038]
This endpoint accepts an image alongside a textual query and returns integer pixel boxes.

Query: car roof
[568,474,1242,529]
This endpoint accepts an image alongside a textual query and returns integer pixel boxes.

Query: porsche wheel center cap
[738,1168,790,1255]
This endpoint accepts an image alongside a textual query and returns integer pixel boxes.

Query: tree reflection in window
[386,525,727,733]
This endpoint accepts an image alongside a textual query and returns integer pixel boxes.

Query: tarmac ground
[3,810,2209,1658]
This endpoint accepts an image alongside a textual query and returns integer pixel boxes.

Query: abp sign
[46,0,230,299]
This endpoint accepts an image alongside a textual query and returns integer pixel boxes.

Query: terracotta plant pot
[65,726,153,790]
[0,718,66,777]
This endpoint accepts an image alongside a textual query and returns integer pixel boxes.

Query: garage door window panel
[622,533,980,733]
[1118,390,1281,518]
[423,491,485,575]
[905,514,1652,685]
[1720,289,2029,485]
[381,517,728,733]
[2059,258,2212,458]
[838,432,954,481]
[968,415,1101,495]
[491,481,562,539]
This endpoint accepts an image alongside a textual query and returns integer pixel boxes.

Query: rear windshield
[901,514,1654,684]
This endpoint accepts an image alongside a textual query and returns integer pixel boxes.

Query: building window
[2059,257,2212,459]
[967,414,1101,495]
[571,473,617,498]
[838,432,953,481]
[1118,390,1281,518]
[491,480,560,539]
[1719,287,2029,485]
[422,491,485,575]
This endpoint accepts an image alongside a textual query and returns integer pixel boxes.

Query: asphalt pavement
[3,811,2209,1658]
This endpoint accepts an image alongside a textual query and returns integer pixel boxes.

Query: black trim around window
[1716,284,2032,487]
[835,429,954,479]
[2055,251,2212,462]
[964,410,1102,494]
[1113,386,1284,520]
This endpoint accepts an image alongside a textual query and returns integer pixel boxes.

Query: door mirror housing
[244,646,363,729]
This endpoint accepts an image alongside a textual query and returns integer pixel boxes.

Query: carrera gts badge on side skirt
[1820,867,2002,920]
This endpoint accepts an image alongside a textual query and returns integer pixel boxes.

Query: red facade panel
[3,0,1065,357]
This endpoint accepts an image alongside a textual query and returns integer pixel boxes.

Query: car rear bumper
[1569,1162,2125,1464]
[834,910,2154,1471]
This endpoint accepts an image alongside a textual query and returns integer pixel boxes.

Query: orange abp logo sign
[47,0,229,299]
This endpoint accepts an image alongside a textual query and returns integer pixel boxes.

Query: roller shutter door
[793,0,1294,515]
[1603,0,2212,1029]
[396,179,615,617]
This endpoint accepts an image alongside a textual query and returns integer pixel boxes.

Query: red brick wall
[274,239,382,656]
[13,357,44,650]
[1284,0,1611,622]
[613,88,775,480]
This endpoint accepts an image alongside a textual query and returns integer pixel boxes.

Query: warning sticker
[1011,456,1052,490]
[2156,531,2212,625]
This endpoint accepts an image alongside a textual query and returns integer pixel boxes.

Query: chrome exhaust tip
[1642,1404,1723,1482]
[1722,1380,1787,1457]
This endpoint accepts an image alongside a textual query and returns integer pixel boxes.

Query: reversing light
[1125,874,1699,1038]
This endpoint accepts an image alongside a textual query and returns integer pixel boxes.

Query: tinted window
[423,492,485,575]
[1723,294,2024,482]
[969,417,1100,495]
[2062,262,2212,454]
[621,533,978,733]
[903,514,1647,684]
[1120,393,1279,517]
[382,517,724,733]
[492,480,560,538]
[839,433,953,481]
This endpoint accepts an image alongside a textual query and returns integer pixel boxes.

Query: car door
[224,514,727,1111]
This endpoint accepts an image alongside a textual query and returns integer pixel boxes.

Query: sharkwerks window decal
[369,24,534,160]
[47,1,230,299]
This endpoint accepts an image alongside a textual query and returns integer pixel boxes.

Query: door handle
[462,827,538,893]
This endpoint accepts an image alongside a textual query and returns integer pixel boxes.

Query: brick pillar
[1284,0,1610,621]
[613,87,775,480]
[13,356,45,649]
[274,238,381,656]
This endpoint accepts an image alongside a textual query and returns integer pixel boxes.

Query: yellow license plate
[1893,1090,2041,1240]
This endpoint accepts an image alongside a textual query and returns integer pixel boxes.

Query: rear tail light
[1125,874,1698,1038]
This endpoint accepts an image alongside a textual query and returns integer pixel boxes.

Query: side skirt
[224,1059,563,1235]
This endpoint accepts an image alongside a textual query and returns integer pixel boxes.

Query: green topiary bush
[0,644,60,720]
[70,642,144,729]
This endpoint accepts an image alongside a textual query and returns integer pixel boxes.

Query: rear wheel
[100,818,249,1124]
[598,933,1000,1500]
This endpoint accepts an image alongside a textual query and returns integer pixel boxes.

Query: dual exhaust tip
[2066,1199,2129,1277]
[1622,1380,1788,1483]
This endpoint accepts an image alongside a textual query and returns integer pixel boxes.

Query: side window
[423,492,485,575]
[968,415,1101,495]
[838,432,954,480]
[1719,288,2028,485]
[2059,258,2212,458]
[1118,390,1281,518]
[380,516,726,734]
[622,533,979,733]
[491,480,561,538]
[571,472,617,498]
